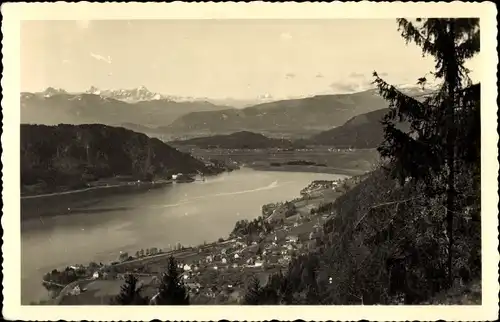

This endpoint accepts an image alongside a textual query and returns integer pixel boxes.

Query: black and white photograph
[2,2,498,321]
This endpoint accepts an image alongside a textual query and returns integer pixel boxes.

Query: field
[177,147,380,176]
[59,277,158,305]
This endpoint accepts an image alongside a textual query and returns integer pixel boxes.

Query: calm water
[21,168,346,303]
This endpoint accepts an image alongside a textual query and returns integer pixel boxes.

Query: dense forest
[21,124,223,194]
[170,131,297,149]
[306,108,409,149]
[241,18,482,305]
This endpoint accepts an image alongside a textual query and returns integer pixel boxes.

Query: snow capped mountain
[397,81,441,91]
[85,86,168,103]
[367,82,440,100]
[41,87,68,98]
[396,82,441,98]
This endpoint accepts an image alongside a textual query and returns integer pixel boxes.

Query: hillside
[170,131,295,149]
[20,124,221,195]
[307,108,409,148]
[242,163,480,305]
[20,92,232,130]
[161,90,391,137]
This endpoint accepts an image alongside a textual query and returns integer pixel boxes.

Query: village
[46,176,355,305]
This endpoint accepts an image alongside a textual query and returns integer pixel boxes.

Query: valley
[14,16,485,314]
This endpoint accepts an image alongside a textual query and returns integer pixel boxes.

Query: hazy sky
[21,19,480,99]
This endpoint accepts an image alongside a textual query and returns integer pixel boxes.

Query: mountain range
[21,84,435,139]
[162,85,436,138]
[21,90,232,131]
[160,90,391,138]
[83,86,272,107]
[86,85,166,103]
[170,108,409,150]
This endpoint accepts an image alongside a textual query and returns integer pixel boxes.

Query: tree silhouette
[256,245,263,257]
[243,276,262,305]
[154,256,190,305]
[373,18,480,286]
[112,273,149,305]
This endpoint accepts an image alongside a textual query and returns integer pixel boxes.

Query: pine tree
[373,18,480,287]
[112,273,149,305]
[154,256,190,305]
[243,276,262,305]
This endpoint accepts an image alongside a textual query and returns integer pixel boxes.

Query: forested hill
[21,124,219,195]
[170,131,296,149]
[306,108,410,148]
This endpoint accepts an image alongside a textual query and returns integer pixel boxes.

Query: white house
[92,271,100,279]
[253,260,264,267]
[183,264,192,271]
[232,263,239,268]
[213,265,218,270]
[70,285,81,296]
[221,258,227,264]
[234,253,240,259]
[171,173,183,180]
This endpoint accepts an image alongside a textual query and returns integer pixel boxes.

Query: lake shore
[35,173,356,305]
[21,180,173,221]
[20,161,356,222]
[246,162,368,176]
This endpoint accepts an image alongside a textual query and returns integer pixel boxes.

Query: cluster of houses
[62,203,331,304]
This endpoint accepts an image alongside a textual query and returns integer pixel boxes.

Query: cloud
[285,73,296,79]
[315,73,324,78]
[329,82,360,93]
[62,59,71,65]
[90,52,112,64]
[329,77,375,94]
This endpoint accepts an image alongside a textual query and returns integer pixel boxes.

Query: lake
[21,168,347,304]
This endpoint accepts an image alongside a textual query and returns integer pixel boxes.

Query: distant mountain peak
[84,85,166,103]
[42,87,67,97]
